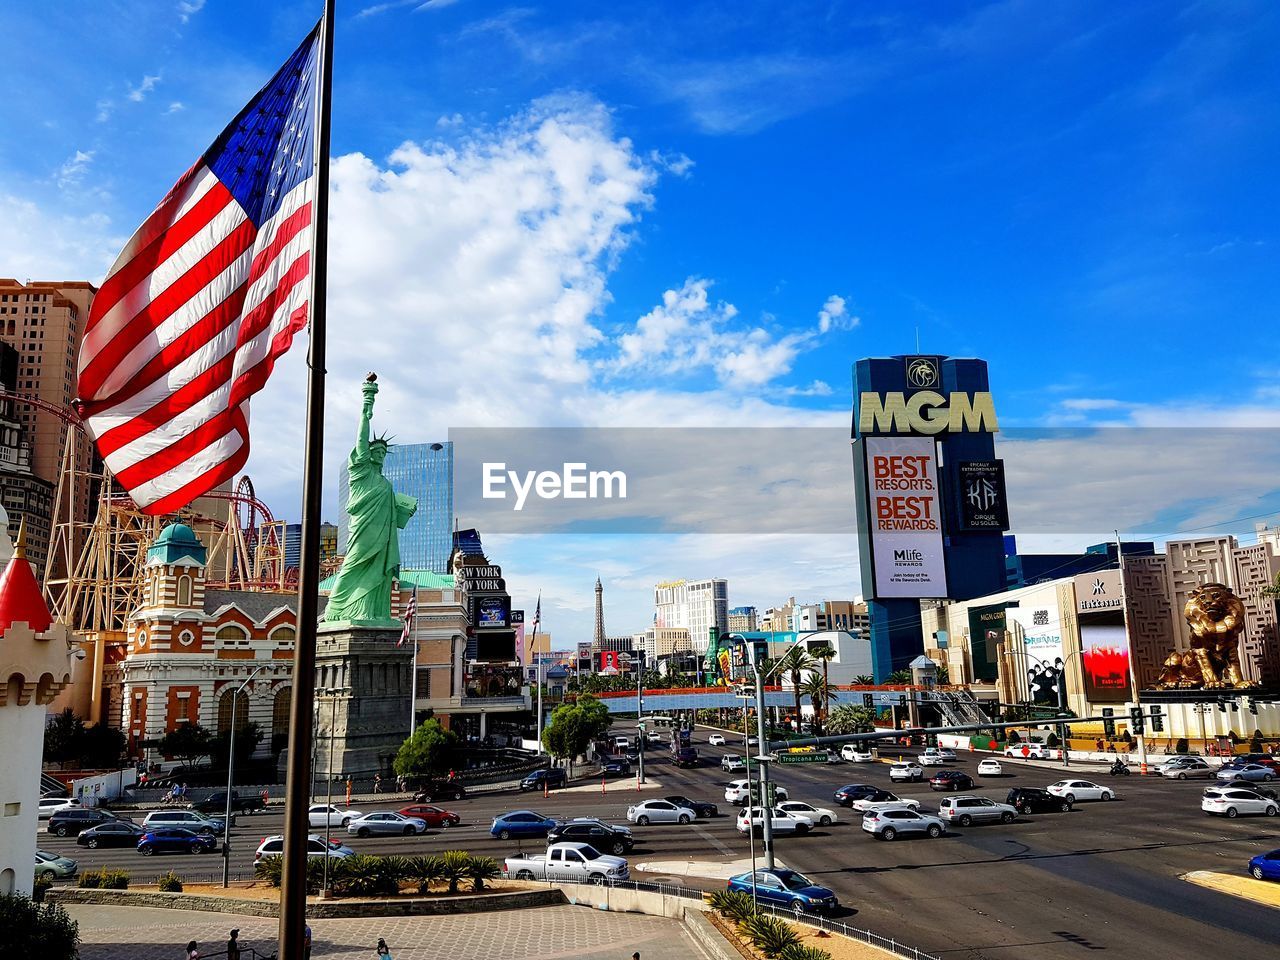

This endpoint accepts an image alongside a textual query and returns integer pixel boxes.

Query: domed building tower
[0,521,76,896]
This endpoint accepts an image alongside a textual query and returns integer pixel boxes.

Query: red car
[398,804,461,828]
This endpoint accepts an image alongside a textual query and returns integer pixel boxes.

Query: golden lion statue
[1155,583,1254,689]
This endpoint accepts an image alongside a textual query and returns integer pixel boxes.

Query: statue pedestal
[312,620,414,780]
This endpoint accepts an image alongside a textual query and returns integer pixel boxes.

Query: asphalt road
[39,730,1280,960]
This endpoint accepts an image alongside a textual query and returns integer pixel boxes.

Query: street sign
[777,752,829,764]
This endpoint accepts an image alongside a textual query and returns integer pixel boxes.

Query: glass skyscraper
[339,441,454,573]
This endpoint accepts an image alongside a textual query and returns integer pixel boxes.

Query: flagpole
[531,593,542,755]
[279,3,334,957]
[409,584,419,737]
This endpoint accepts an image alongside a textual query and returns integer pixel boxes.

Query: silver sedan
[1216,764,1277,783]
[1159,759,1215,780]
[345,812,428,837]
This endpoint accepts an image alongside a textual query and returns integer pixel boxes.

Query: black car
[1007,786,1072,814]
[673,747,699,768]
[833,784,879,807]
[929,771,975,792]
[191,791,265,815]
[664,795,718,818]
[546,819,634,855]
[413,778,467,802]
[519,768,567,792]
[75,820,147,848]
[48,808,129,837]
[600,757,632,775]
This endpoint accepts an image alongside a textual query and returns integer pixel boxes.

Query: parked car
[1004,742,1053,759]
[721,755,746,773]
[937,796,1018,827]
[725,779,788,804]
[862,808,946,840]
[778,801,838,826]
[1047,780,1115,803]
[672,746,700,768]
[1248,848,1280,880]
[889,762,925,783]
[1202,787,1279,818]
[38,797,79,820]
[397,804,461,828]
[519,768,567,792]
[502,842,629,882]
[832,784,880,807]
[412,778,466,802]
[736,806,811,835]
[1217,763,1276,783]
[726,868,839,915]
[929,771,976,792]
[663,795,718,818]
[1160,759,1216,780]
[346,812,428,837]
[35,850,78,881]
[977,759,1004,777]
[191,791,265,815]
[75,821,146,849]
[850,790,920,814]
[600,757,632,775]
[627,799,696,825]
[142,810,228,836]
[841,745,874,762]
[547,818,634,855]
[708,734,727,746]
[1006,786,1072,814]
[138,827,218,856]
[47,808,128,837]
[254,835,353,864]
[490,810,558,839]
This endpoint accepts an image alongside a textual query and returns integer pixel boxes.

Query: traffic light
[1102,708,1115,739]
[1129,706,1145,735]
[1149,705,1163,733]
[862,693,874,708]
[1247,698,1259,716]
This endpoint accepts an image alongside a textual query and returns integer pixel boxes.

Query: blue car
[138,827,218,856]
[1249,848,1280,881]
[490,810,557,840]
[727,868,839,915]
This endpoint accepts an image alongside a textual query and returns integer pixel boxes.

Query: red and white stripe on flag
[399,591,418,647]
[76,25,321,515]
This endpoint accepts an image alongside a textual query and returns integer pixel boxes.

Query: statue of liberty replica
[324,373,418,625]
[314,374,419,778]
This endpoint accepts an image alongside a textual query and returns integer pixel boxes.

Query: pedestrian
[186,940,200,960]
[227,929,241,960]
[374,773,382,794]
[346,778,353,805]
[303,925,312,960]
[376,936,393,958]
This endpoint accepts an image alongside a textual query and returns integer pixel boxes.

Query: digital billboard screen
[864,436,948,598]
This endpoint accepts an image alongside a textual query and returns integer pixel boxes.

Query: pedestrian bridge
[587,685,920,714]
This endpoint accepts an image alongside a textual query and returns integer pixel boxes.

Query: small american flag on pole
[76,24,321,514]
[532,595,541,631]
[399,588,418,647]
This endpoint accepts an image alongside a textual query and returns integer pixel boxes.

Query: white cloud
[818,294,858,332]
[436,113,464,128]
[95,100,113,124]
[127,75,161,103]
[55,151,95,189]
[0,194,120,281]
[165,102,185,115]
[177,0,206,23]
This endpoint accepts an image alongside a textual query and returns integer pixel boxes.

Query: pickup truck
[502,841,629,883]
[191,791,265,815]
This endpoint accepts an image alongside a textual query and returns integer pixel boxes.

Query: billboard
[956,461,1010,531]
[599,650,621,673]
[967,605,1006,682]
[1080,618,1130,701]
[864,436,948,598]
[1010,604,1063,706]
[474,596,510,628]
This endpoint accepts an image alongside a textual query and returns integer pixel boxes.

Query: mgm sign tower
[851,355,1009,679]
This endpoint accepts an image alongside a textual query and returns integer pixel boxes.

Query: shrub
[466,855,500,892]
[709,889,755,925]
[439,850,470,895]
[33,877,53,903]
[739,913,799,958]
[1175,737,1189,755]
[1045,732,1060,747]
[332,855,386,897]
[156,871,183,893]
[255,855,336,894]
[0,894,80,960]
[406,855,444,894]
[377,856,411,895]
[78,868,126,890]
[779,944,832,960]
[254,855,283,888]
[1008,730,1021,744]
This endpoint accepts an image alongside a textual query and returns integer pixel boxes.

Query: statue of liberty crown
[371,431,395,448]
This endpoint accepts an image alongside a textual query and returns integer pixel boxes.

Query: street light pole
[636,650,646,785]
[751,647,776,870]
[1116,532,1149,775]
[223,664,267,887]
[321,688,340,897]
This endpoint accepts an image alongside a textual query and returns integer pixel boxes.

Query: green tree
[800,673,834,734]
[543,694,611,775]
[0,894,80,960]
[42,709,84,768]
[854,675,874,686]
[886,669,913,684]
[393,719,459,779]
[78,724,127,769]
[211,722,265,776]
[777,646,814,729]
[826,704,877,735]
[157,723,213,769]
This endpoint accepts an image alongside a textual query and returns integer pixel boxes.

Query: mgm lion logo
[905,357,940,388]
[1155,582,1255,689]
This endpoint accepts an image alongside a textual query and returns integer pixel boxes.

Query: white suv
[724,779,789,804]
[937,796,1018,827]
[253,834,354,864]
[1202,787,1279,818]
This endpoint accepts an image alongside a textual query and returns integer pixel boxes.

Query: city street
[41,729,1279,960]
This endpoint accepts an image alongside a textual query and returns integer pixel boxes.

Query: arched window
[271,627,295,647]
[271,687,292,753]
[216,625,248,648]
[177,575,192,606]
[217,690,251,734]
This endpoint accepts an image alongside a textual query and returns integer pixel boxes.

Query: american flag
[399,588,418,648]
[532,595,541,631]
[76,25,321,514]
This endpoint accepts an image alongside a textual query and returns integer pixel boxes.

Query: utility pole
[750,640,776,870]
[223,664,266,887]
[636,649,646,785]
[1116,531,1149,775]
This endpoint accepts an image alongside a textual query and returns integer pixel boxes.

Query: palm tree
[886,668,912,684]
[811,645,837,726]
[827,704,877,735]
[778,646,814,730]
[801,673,833,734]
[854,674,874,686]
[439,850,471,895]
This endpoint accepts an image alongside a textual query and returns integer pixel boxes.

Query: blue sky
[2,1,1278,642]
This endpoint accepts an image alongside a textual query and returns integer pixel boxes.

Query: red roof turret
[0,520,53,635]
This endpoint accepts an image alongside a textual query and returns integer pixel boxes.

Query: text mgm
[482,462,627,511]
